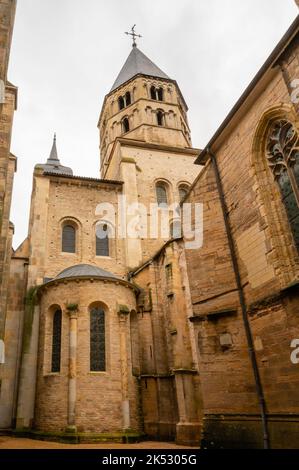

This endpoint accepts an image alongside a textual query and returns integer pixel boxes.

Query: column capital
[117,304,130,322]
[65,303,79,319]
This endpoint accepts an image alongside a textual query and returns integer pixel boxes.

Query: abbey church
[1,1,299,448]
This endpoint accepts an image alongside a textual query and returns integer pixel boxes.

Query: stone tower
[98,42,199,268]
[0,0,17,362]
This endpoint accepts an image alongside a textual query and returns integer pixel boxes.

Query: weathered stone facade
[0,0,17,342]
[183,17,299,448]
[1,3,299,448]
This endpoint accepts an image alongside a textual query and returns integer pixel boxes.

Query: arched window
[96,223,109,256]
[178,184,189,202]
[90,306,105,371]
[62,224,76,253]
[157,110,165,126]
[266,119,299,249]
[125,91,131,106]
[170,220,181,238]
[156,182,168,206]
[150,85,164,101]
[118,96,125,110]
[51,309,62,373]
[150,85,156,100]
[122,117,130,134]
[157,87,163,101]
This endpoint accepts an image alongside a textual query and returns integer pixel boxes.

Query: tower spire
[47,133,59,163]
[125,24,142,48]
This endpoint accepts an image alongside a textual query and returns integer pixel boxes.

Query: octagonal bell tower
[98,41,193,179]
[97,34,199,268]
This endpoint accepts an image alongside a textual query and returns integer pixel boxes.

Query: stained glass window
[51,309,62,373]
[90,307,105,371]
[266,119,299,250]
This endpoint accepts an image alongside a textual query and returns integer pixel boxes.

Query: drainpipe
[207,148,269,450]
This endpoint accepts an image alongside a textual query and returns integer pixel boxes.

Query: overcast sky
[8,0,298,248]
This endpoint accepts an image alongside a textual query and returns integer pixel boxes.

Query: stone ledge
[189,308,237,322]
[12,428,144,444]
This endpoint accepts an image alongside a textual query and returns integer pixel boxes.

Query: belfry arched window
[96,223,109,257]
[90,306,105,371]
[157,110,165,126]
[150,85,164,101]
[122,117,130,134]
[62,224,76,253]
[125,91,131,106]
[51,309,62,373]
[266,119,299,249]
[118,96,125,110]
[118,92,131,111]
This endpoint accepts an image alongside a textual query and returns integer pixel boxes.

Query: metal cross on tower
[125,24,142,47]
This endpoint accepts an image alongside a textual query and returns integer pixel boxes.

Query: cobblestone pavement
[0,436,196,449]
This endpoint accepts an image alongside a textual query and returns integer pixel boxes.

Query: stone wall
[184,30,299,448]
[27,172,126,286]
[133,240,203,445]
[0,0,16,341]
[34,278,139,434]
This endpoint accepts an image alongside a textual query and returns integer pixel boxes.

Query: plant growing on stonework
[65,302,79,312]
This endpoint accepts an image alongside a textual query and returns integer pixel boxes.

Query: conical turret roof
[35,134,73,176]
[111,46,170,92]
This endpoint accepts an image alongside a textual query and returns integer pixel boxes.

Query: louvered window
[90,307,105,371]
[266,120,299,250]
[51,309,62,373]
[156,184,168,206]
[62,224,76,253]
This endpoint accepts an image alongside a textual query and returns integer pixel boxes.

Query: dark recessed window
[157,87,163,101]
[118,96,125,110]
[90,307,105,371]
[125,91,131,106]
[122,117,130,134]
[157,110,164,126]
[51,309,62,373]
[150,85,164,101]
[62,224,76,253]
[150,85,156,100]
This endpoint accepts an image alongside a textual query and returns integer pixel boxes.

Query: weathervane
[125,24,142,47]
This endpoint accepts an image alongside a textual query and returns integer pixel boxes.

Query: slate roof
[111,46,170,92]
[54,264,119,281]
